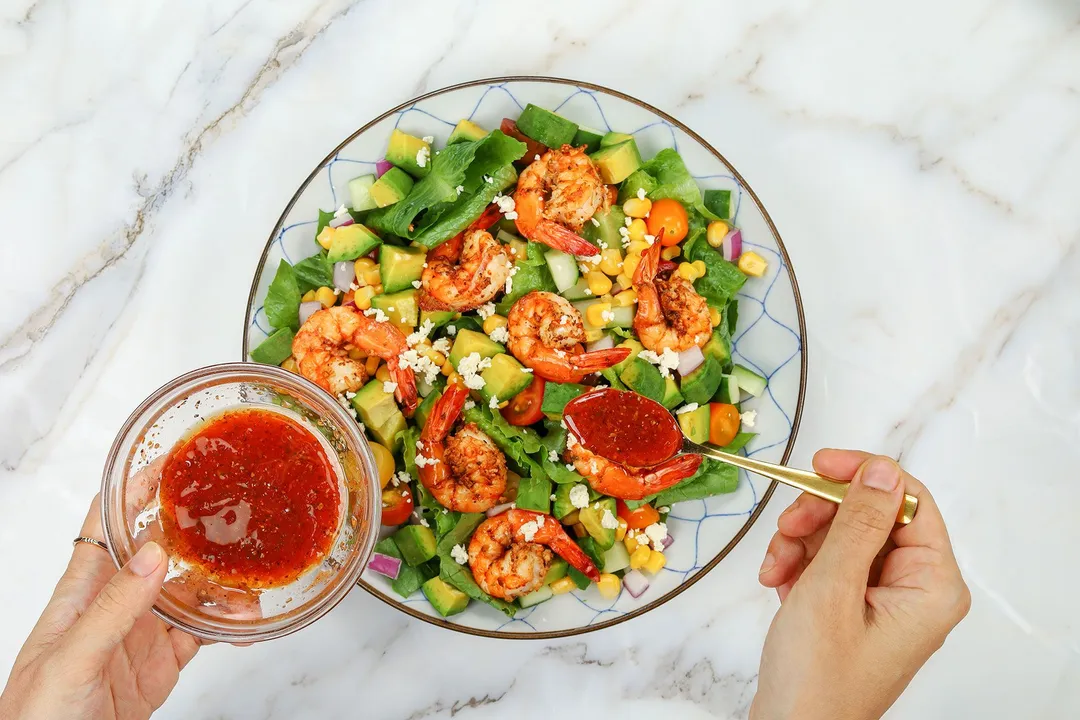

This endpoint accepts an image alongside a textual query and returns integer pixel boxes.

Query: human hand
[750,450,970,720]
[0,495,202,720]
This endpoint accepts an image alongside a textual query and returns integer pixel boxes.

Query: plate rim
[240,75,808,640]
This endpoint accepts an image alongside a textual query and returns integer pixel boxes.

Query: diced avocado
[702,327,732,366]
[326,223,381,263]
[552,485,578,520]
[518,585,554,608]
[620,357,665,404]
[449,328,505,369]
[516,104,578,148]
[447,119,487,145]
[661,375,684,410]
[600,131,634,148]
[370,167,414,207]
[590,140,642,185]
[478,354,533,404]
[582,204,626,249]
[385,129,432,178]
[420,309,455,330]
[370,289,419,329]
[543,557,569,584]
[379,245,428,294]
[421,576,469,617]
[414,387,441,430]
[542,382,589,416]
[351,380,408,451]
[703,188,734,220]
[348,174,378,212]
[731,364,767,398]
[678,404,710,444]
[392,525,437,566]
[613,339,644,374]
[715,374,740,404]
[680,355,725,405]
[579,497,617,550]
[250,327,295,365]
[572,126,604,153]
[601,541,631,573]
[617,168,658,203]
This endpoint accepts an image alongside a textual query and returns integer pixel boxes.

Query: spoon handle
[685,440,917,525]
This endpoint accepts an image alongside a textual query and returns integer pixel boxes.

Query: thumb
[812,456,903,591]
[61,542,168,666]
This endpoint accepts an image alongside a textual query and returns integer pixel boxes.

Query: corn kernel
[627,239,650,256]
[423,349,447,367]
[413,338,432,352]
[615,273,634,290]
[615,518,628,542]
[585,302,612,328]
[624,534,639,554]
[597,573,622,599]
[710,306,723,327]
[370,283,384,295]
[706,221,729,248]
[315,286,337,308]
[738,251,768,277]
[661,245,681,261]
[370,442,396,489]
[584,327,605,342]
[301,289,318,303]
[441,361,456,377]
[483,314,508,336]
[280,357,298,373]
[629,544,652,570]
[348,347,367,361]
[643,549,667,574]
[622,253,641,278]
[561,510,580,526]
[364,355,381,375]
[598,248,624,276]
[676,262,699,281]
[572,523,588,539]
[622,197,652,219]
[627,218,648,244]
[375,364,392,383]
[445,370,462,385]
[692,260,707,277]
[613,289,638,307]
[353,285,377,311]
[354,257,377,277]
[586,271,613,296]
[316,226,335,250]
[550,576,577,595]
[579,253,602,271]
[362,268,382,287]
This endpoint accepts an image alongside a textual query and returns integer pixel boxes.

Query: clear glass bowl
[100,362,380,643]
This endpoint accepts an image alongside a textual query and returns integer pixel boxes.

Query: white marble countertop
[2,1,1078,717]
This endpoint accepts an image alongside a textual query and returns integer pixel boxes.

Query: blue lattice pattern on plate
[244,80,804,636]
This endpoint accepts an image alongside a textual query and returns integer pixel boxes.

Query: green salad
[251,104,770,616]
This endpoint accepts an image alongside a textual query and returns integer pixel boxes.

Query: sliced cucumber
[545,249,580,293]
[518,585,554,608]
[561,276,593,301]
[731,364,767,398]
[716,373,741,404]
[348,174,378,212]
[607,304,634,328]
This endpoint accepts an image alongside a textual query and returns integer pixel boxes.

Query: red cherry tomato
[709,403,740,447]
[617,499,660,530]
[647,199,689,246]
[500,376,546,426]
[381,484,414,526]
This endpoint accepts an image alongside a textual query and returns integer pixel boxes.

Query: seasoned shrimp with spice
[292,305,418,413]
[416,383,508,512]
[632,238,712,353]
[564,431,702,501]
[418,204,512,312]
[514,145,614,257]
[506,291,630,383]
[468,508,600,600]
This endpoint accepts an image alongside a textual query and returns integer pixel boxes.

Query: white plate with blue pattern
[242,77,806,638]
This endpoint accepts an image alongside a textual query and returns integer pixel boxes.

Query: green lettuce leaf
[264,260,301,330]
[721,432,756,454]
[411,163,519,247]
[495,241,557,312]
[463,130,527,193]
[436,513,516,616]
[462,404,545,479]
[515,473,551,513]
[539,422,586,485]
[686,239,746,308]
[642,149,702,207]
[292,252,334,294]
[652,457,739,507]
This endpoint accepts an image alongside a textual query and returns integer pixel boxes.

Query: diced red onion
[333,261,355,292]
[485,502,515,518]
[586,334,615,352]
[623,570,650,598]
[375,159,393,177]
[368,552,401,580]
[328,213,355,229]
[661,534,674,550]
[298,301,322,326]
[677,345,705,376]
[722,228,743,262]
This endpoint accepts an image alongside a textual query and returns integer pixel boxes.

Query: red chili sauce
[158,408,341,588]
[563,388,682,467]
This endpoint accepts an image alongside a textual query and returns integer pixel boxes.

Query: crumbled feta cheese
[658,506,670,514]
[419,517,430,528]
[600,509,619,530]
[464,399,476,410]
[583,289,593,296]
[569,484,589,509]
[450,544,469,565]
[457,352,492,390]
[644,234,656,245]
[504,264,519,294]
[643,522,668,548]
[446,325,457,336]
[387,306,395,312]
[411,280,422,289]
[455,185,464,195]
[740,410,757,428]
[519,520,539,542]
[548,450,559,462]
[422,135,435,144]
[520,367,533,373]
[534,154,541,162]
[406,319,436,347]
[601,310,615,323]
[564,430,578,447]
[416,145,430,168]
[416,440,423,450]
[414,453,439,468]
[383,381,398,395]
[591,217,601,227]
[590,460,600,475]
[349,281,359,291]
[637,348,680,378]
[565,463,576,472]
[332,287,341,295]
[477,303,496,319]
[344,390,357,400]
[398,349,441,385]
[363,307,390,323]
[550,494,557,501]
[334,204,349,218]
[393,471,410,487]
[624,217,633,228]
[483,175,494,184]
[489,325,510,344]
[675,403,700,415]
[598,239,608,250]
[488,395,499,409]
[493,193,517,220]
[637,187,646,200]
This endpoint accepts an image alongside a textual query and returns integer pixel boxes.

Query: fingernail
[862,457,900,492]
[129,542,164,577]
[759,552,776,575]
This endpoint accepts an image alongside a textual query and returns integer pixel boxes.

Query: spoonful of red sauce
[563,388,683,467]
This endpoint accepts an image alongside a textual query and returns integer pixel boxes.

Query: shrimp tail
[469,203,504,233]
[388,359,419,416]
[570,347,632,373]
[548,534,601,582]
[421,383,468,442]
[532,219,600,257]
[634,234,663,285]
[641,454,704,495]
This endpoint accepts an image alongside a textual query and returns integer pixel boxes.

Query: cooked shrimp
[565,433,703,501]
[417,383,508,512]
[418,228,512,312]
[468,508,601,600]
[632,239,712,353]
[514,145,612,257]
[506,291,630,383]
[292,305,418,413]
